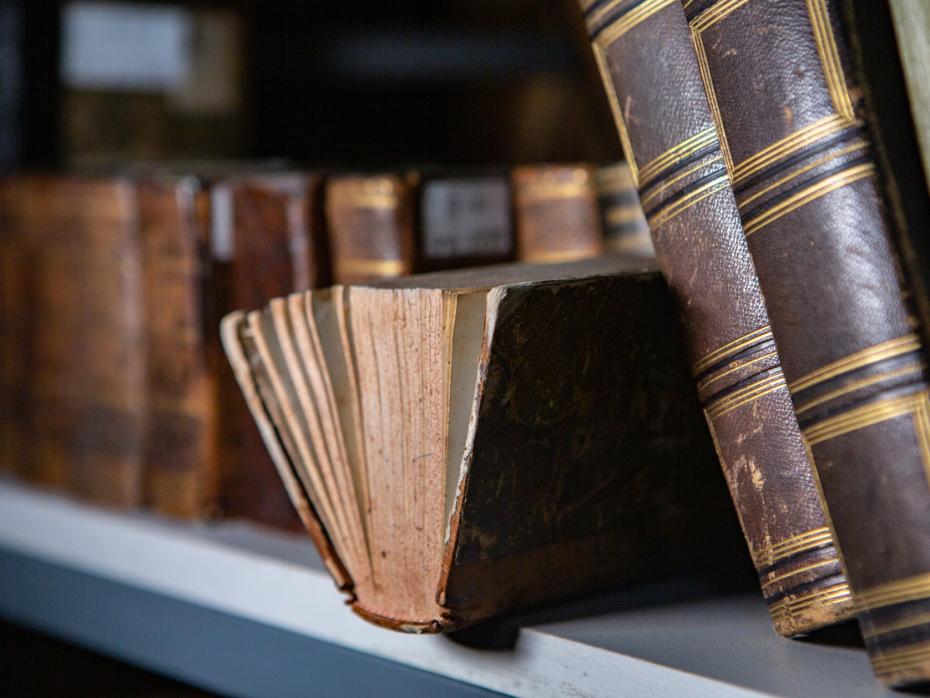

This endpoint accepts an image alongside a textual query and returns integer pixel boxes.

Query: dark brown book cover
[222,257,742,632]
[512,164,605,263]
[683,0,930,684]
[0,175,146,507]
[138,175,218,519]
[582,0,852,635]
[212,173,327,529]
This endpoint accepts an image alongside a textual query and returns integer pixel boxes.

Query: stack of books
[1,0,929,690]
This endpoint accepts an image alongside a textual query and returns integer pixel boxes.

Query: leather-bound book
[212,173,328,529]
[0,175,146,506]
[683,0,930,684]
[138,175,218,519]
[593,161,654,257]
[512,164,605,263]
[415,172,515,272]
[222,255,740,632]
[581,0,852,635]
[326,174,416,284]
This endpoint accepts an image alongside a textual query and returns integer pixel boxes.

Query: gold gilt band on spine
[336,258,408,277]
[760,558,839,590]
[855,572,930,614]
[693,325,773,375]
[705,370,787,419]
[768,582,852,622]
[595,0,677,48]
[803,390,930,447]
[742,163,875,237]
[789,333,921,394]
[647,174,730,229]
[871,641,930,679]
[753,526,834,567]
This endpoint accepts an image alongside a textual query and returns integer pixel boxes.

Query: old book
[221,256,740,631]
[582,0,852,635]
[326,171,517,284]
[137,174,218,519]
[325,174,417,284]
[593,161,653,256]
[683,0,930,685]
[512,164,605,263]
[0,174,146,506]
[415,171,515,272]
[211,173,328,529]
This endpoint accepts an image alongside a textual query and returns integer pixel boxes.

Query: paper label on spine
[421,179,512,259]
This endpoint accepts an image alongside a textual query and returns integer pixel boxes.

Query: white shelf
[0,479,894,697]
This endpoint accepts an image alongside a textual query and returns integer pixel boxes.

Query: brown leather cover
[138,176,218,519]
[582,0,853,635]
[326,174,416,283]
[441,269,740,626]
[212,174,327,529]
[512,164,605,263]
[0,175,146,506]
[684,0,930,684]
[593,161,654,256]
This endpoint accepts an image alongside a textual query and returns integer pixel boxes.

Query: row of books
[0,161,650,529]
[224,0,930,690]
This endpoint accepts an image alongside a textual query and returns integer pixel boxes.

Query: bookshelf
[0,479,894,698]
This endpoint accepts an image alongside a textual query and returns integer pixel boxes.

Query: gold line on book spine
[636,128,719,189]
[592,45,639,186]
[606,206,644,224]
[518,181,590,201]
[795,361,928,416]
[706,370,787,419]
[804,390,930,446]
[737,140,868,210]
[790,334,921,393]
[768,581,852,620]
[689,0,751,32]
[690,20,733,176]
[640,155,721,209]
[742,162,874,236]
[863,611,930,640]
[871,641,930,675]
[647,173,729,228]
[761,558,839,589]
[596,0,677,49]
[694,325,773,375]
[807,0,854,121]
[697,348,777,393]
[336,258,408,277]
[753,526,834,567]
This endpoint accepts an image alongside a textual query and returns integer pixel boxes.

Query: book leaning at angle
[222,255,740,631]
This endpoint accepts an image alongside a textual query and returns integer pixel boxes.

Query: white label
[61,2,193,91]
[210,186,234,261]
[421,179,512,259]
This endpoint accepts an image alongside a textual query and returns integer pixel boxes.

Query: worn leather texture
[512,164,606,263]
[582,0,853,635]
[684,0,930,684]
[594,161,655,256]
[0,175,146,507]
[212,174,326,530]
[326,174,417,283]
[137,176,218,519]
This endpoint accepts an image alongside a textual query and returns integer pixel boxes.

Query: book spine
[211,175,324,530]
[9,176,146,506]
[581,0,853,635]
[325,175,416,283]
[138,178,218,519]
[683,0,930,684]
[593,161,654,256]
[415,175,515,271]
[512,164,605,263]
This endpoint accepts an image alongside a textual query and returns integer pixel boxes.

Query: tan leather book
[221,255,741,631]
[512,164,605,263]
[138,175,218,519]
[211,173,328,529]
[593,162,653,257]
[683,0,930,685]
[0,174,146,506]
[581,0,852,635]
